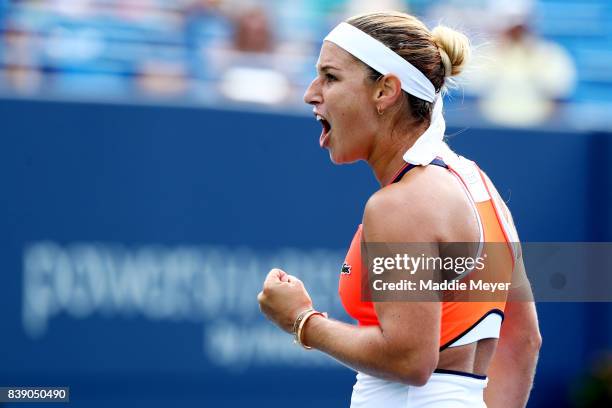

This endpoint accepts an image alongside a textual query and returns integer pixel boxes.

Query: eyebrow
[316,64,340,73]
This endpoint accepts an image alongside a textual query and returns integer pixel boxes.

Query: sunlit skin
[303,41,429,186]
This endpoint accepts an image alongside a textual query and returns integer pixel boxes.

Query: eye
[325,73,337,82]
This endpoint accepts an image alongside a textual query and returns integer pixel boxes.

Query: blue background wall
[0,99,610,407]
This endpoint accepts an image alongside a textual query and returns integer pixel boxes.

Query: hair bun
[431,25,471,77]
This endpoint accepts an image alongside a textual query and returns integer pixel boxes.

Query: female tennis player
[258,11,541,408]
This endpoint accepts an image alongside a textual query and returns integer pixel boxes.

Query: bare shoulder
[363,166,446,243]
[363,165,479,243]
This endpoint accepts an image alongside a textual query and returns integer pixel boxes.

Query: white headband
[324,22,435,102]
[323,22,445,166]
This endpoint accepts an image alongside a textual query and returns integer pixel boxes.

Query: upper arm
[504,255,541,343]
[362,188,441,374]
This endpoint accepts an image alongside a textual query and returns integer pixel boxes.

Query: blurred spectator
[206,4,307,106]
[233,6,272,53]
[1,24,42,94]
[465,2,577,127]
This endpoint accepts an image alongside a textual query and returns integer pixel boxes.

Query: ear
[372,74,403,112]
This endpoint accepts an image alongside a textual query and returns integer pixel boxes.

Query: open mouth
[316,114,332,148]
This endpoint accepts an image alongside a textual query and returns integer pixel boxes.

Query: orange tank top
[338,148,518,349]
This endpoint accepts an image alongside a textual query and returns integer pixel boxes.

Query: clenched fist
[257,268,314,333]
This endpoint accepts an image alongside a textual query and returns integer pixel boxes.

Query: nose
[303,77,322,106]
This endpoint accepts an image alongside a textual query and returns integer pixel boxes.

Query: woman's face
[303,41,379,164]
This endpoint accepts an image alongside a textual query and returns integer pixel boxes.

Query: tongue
[319,128,327,148]
[319,120,331,148]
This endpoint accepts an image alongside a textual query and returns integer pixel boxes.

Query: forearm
[302,315,427,385]
[484,333,541,408]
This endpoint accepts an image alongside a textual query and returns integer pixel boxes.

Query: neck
[368,121,427,186]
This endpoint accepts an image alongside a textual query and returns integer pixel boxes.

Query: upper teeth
[316,115,324,122]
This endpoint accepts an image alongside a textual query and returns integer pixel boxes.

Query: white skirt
[350,370,488,408]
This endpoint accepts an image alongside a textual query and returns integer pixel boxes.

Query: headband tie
[324,22,446,165]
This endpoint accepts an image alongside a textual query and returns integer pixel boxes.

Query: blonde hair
[346,11,470,122]
[431,25,471,77]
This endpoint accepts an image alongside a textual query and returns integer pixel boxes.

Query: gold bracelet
[296,310,327,350]
[293,308,314,345]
